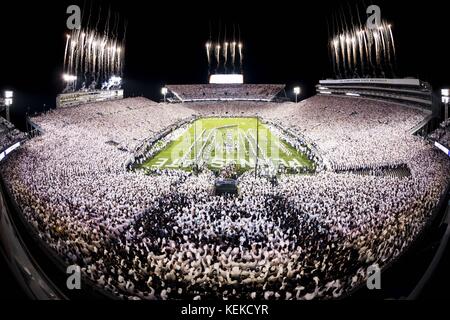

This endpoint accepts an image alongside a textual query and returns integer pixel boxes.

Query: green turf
[141,118,314,173]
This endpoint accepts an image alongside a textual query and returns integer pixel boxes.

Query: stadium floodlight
[4,91,13,121]
[4,91,13,99]
[4,91,13,107]
[293,87,301,103]
[161,87,168,103]
[443,89,450,121]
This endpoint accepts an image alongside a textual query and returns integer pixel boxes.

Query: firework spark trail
[357,30,365,75]
[231,41,236,73]
[238,43,243,72]
[117,47,122,76]
[340,35,347,76]
[351,35,358,76]
[379,26,388,75]
[373,31,380,73]
[336,42,341,77]
[64,28,124,89]
[80,32,86,81]
[63,5,125,91]
[332,40,340,77]
[64,35,70,74]
[204,23,244,75]
[388,24,396,60]
[74,31,81,78]
[223,41,229,73]
[206,43,211,67]
[329,22,396,78]
[215,44,221,73]
[382,25,392,74]
[365,30,374,76]
[382,23,394,75]
[70,39,76,76]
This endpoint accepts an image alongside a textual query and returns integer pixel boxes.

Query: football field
[141,118,314,173]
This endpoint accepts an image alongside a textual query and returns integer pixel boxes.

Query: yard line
[243,129,270,165]
[180,127,207,165]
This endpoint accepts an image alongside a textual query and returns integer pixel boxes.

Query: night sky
[1,0,450,130]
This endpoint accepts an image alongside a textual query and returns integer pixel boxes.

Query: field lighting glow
[63,74,77,82]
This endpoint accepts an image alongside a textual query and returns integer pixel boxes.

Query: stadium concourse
[1,94,450,300]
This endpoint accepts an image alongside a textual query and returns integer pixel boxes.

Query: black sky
[1,0,450,129]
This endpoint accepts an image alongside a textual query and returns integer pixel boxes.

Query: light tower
[293,87,301,103]
[161,87,168,103]
[442,89,449,121]
[4,91,14,122]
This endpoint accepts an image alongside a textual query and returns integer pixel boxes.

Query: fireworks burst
[62,6,126,93]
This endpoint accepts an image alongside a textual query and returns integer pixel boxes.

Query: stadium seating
[429,120,450,149]
[167,84,286,102]
[1,95,449,300]
[0,117,27,155]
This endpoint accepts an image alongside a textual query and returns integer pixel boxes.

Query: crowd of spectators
[429,119,450,148]
[0,117,27,153]
[167,84,285,102]
[1,95,449,300]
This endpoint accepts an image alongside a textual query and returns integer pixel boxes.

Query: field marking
[142,118,315,171]
[180,128,206,165]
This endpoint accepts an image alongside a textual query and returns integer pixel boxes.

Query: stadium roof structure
[165,84,286,103]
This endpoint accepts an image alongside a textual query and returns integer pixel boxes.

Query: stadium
[1,0,450,305]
